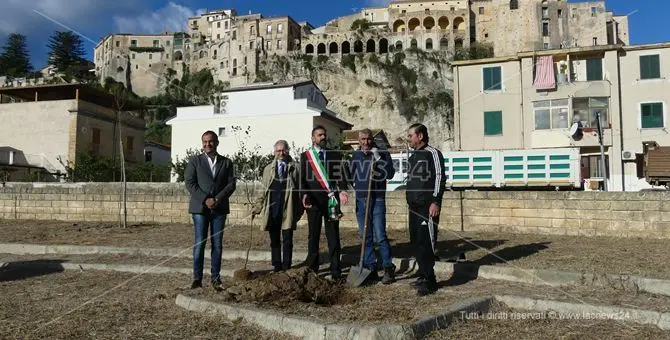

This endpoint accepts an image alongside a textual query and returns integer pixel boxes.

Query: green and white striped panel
[444,152,495,187]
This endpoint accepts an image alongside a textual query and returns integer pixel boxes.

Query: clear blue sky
[1,0,668,69]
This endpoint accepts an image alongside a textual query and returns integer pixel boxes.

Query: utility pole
[596,111,608,191]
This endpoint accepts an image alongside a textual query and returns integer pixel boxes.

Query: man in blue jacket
[349,129,396,284]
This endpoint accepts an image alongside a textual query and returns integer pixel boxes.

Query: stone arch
[366,39,376,53]
[453,17,465,31]
[342,41,351,54]
[354,40,363,53]
[199,50,205,58]
[317,43,326,54]
[379,38,389,54]
[423,17,435,30]
[305,44,314,54]
[174,50,183,61]
[440,37,449,50]
[329,42,338,54]
[408,18,420,31]
[393,19,406,33]
[395,41,403,51]
[455,38,464,49]
[410,38,418,49]
[425,38,433,50]
[438,16,449,30]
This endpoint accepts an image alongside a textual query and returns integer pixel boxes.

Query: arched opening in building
[455,38,464,49]
[199,50,205,58]
[174,50,183,61]
[389,45,395,53]
[453,17,465,31]
[379,38,389,54]
[354,40,363,53]
[425,38,433,50]
[366,39,375,53]
[317,43,326,54]
[440,38,449,50]
[393,20,406,33]
[438,16,449,30]
[342,41,351,54]
[213,50,217,59]
[408,18,420,32]
[329,42,338,54]
[305,44,314,54]
[395,41,403,51]
[423,17,435,30]
[410,39,418,49]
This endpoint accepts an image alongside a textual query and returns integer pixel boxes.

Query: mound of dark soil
[220,268,350,306]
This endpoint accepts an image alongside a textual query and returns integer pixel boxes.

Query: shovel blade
[346,266,372,287]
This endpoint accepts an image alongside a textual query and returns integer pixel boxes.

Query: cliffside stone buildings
[94,0,629,97]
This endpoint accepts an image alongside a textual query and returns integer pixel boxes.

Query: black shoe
[211,278,223,290]
[381,265,396,285]
[273,266,282,273]
[410,276,426,288]
[416,281,438,297]
[190,280,202,289]
[364,270,380,285]
[331,274,346,284]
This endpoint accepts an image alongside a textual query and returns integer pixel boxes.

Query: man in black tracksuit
[405,123,446,296]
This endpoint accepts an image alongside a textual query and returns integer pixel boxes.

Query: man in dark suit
[184,130,236,289]
[299,125,350,282]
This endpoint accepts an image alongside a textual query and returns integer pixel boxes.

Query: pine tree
[0,33,33,78]
[47,31,86,76]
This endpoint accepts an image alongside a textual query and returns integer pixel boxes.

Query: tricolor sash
[305,147,341,220]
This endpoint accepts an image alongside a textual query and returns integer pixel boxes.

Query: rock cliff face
[257,50,455,151]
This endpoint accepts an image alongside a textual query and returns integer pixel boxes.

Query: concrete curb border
[174,294,494,340]
[0,243,309,262]
[495,295,670,330]
[3,242,670,298]
[0,261,233,277]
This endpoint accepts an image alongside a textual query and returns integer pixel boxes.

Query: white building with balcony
[166,80,353,181]
[452,42,670,191]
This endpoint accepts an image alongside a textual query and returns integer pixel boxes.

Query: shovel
[347,158,376,287]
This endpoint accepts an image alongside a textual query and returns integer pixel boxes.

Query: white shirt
[207,155,217,177]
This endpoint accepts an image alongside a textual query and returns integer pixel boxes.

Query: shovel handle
[359,159,375,267]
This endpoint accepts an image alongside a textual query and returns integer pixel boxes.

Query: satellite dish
[569,122,583,140]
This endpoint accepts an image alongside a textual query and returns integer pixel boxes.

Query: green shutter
[484,111,503,135]
[586,58,603,81]
[641,103,664,128]
[483,67,502,90]
[640,55,661,79]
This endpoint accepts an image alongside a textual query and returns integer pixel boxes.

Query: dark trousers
[408,205,438,283]
[268,215,294,270]
[306,207,341,277]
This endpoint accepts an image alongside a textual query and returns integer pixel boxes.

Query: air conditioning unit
[217,95,229,114]
[621,150,636,161]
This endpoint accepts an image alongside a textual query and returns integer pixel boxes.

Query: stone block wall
[2,183,670,239]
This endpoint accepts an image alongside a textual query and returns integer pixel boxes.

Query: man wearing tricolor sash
[299,125,350,282]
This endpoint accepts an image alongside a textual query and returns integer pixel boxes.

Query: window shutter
[586,58,603,81]
[484,111,503,135]
[640,55,660,79]
[492,67,501,89]
[642,103,664,128]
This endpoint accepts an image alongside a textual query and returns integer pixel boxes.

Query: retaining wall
[2,183,670,238]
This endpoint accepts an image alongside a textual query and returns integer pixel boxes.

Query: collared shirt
[207,154,217,177]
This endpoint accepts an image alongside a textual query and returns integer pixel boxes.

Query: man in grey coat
[251,140,303,272]
[184,130,236,289]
